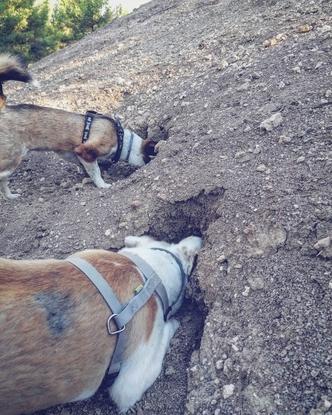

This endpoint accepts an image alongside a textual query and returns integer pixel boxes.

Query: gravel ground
[1,0,331,414]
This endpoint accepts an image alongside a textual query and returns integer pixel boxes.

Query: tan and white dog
[0,54,157,199]
[0,234,202,414]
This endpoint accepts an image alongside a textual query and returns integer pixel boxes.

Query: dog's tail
[0,54,39,96]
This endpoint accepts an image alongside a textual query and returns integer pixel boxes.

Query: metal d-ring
[107,313,126,335]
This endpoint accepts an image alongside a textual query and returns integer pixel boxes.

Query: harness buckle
[107,313,126,335]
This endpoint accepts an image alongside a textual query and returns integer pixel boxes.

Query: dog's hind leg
[109,317,179,413]
[0,173,19,199]
[77,157,111,189]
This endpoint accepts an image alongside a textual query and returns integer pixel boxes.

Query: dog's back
[0,255,117,415]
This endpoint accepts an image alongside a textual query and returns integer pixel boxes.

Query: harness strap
[65,253,172,374]
[120,252,171,321]
[124,131,134,162]
[151,248,188,318]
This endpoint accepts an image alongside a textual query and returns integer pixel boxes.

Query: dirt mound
[1,0,331,414]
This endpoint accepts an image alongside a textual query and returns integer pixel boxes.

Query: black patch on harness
[35,292,74,337]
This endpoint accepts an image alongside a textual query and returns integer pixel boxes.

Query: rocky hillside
[1,0,331,414]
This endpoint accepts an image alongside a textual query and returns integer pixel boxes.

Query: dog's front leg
[110,318,180,413]
[77,157,111,189]
[0,177,20,199]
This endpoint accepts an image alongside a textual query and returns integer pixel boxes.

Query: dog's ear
[177,236,203,266]
[74,143,98,163]
[142,139,158,162]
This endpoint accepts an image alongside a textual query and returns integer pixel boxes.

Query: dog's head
[141,139,158,164]
[123,234,202,275]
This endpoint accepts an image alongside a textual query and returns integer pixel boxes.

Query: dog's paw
[6,192,20,200]
[98,182,111,189]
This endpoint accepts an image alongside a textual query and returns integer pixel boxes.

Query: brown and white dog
[0,234,202,414]
[0,54,157,199]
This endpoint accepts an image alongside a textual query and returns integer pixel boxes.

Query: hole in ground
[148,187,224,243]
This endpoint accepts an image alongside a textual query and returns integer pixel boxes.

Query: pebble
[130,200,142,209]
[105,229,111,236]
[38,197,44,202]
[247,276,265,290]
[292,66,302,74]
[165,365,176,376]
[260,112,283,131]
[118,222,127,229]
[296,156,306,163]
[217,254,227,263]
[279,135,292,144]
[223,384,235,399]
[242,286,250,296]
[256,164,267,172]
[297,24,313,33]
[216,360,223,370]
[314,236,330,250]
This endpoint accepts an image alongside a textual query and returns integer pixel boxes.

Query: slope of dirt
[1,0,331,414]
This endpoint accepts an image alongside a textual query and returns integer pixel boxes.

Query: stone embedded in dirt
[297,24,313,33]
[165,365,176,376]
[260,112,283,132]
[263,33,287,47]
[314,236,332,258]
[223,384,235,399]
[279,135,292,144]
[256,164,267,172]
[247,276,265,290]
[104,229,111,237]
[130,200,142,209]
[296,156,306,163]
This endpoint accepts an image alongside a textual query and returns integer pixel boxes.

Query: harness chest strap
[66,253,170,374]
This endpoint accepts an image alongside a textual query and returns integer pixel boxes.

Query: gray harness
[66,248,187,374]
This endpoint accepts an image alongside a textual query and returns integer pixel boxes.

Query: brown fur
[0,105,118,170]
[0,250,157,415]
[0,95,6,110]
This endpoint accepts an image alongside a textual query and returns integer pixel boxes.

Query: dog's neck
[119,246,185,315]
[120,129,145,167]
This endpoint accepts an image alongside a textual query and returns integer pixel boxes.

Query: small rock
[242,286,250,296]
[38,197,44,202]
[278,135,292,144]
[247,276,265,290]
[297,24,313,33]
[216,360,223,370]
[263,33,286,47]
[256,164,267,172]
[292,66,301,74]
[314,236,331,250]
[217,254,227,263]
[296,156,306,163]
[260,112,283,131]
[223,384,235,399]
[237,82,250,92]
[130,200,142,209]
[165,365,176,376]
[118,222,127,229]
[105,229,111,237]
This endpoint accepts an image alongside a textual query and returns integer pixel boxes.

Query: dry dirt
[1,0,332,414]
